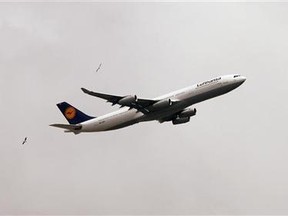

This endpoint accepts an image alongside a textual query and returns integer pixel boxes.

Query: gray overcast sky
[1,2,288,215]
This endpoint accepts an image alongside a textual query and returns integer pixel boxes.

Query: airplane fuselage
[79,74,246,132]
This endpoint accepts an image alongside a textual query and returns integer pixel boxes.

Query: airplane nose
[241,76,246,83]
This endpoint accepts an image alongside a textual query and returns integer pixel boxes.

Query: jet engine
[118,95,137,106]
[152,99,173,110]
[179,108,197,118]
[172,116,190,125]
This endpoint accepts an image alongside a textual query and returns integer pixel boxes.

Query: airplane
[50,74,246,134]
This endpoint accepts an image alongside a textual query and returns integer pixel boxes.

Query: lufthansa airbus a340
[50,74,246,134]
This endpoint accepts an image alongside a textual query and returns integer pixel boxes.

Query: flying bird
[22,137,27,145]
[96,63,102,72]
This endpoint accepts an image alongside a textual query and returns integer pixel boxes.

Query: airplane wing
[81,88,171,114]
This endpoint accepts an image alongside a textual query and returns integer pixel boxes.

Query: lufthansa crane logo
[65,107,76,120]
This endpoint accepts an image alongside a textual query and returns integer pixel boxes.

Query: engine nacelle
[172,116,190,125]
[152,99,172,110]
[179,108,197,118]
[118,95,137,106]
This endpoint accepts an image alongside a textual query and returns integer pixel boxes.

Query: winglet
[81,87,90,94]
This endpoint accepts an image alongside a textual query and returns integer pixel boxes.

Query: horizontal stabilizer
[49,124,82,131]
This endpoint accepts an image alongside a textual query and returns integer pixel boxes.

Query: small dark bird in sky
[96,63,102,72]
[22,137,27,145]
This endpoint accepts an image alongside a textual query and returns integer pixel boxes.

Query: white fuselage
[80,74,246,132]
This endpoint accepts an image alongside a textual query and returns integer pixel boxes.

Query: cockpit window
[234,75,240,78]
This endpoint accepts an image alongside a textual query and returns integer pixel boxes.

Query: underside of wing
[81,88,122,105]
[81,88,159,114]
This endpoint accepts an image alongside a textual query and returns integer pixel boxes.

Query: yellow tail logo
[64,107,76,120]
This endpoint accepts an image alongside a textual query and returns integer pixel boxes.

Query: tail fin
[56,102,95,124]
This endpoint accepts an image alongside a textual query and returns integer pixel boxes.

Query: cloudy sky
[1,2,288,215]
